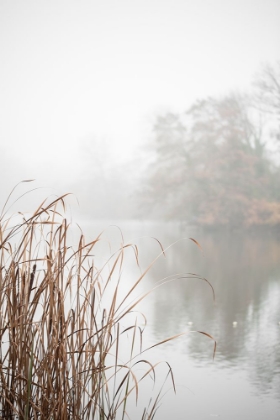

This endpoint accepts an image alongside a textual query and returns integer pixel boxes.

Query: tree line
[141,63,280,229]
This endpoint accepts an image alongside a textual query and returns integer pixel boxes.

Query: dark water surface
[80,220,280,420]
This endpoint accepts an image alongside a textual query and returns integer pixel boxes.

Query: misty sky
[1,0,280,194]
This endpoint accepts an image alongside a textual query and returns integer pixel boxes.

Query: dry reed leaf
[151,237,166,256]
[189,237,202,250]
[147,332,186,350]
[195,331,217,359]
[0,190,216,420]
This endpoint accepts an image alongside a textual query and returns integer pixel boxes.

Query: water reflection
[82,221,280,419]
[143,228,280,394]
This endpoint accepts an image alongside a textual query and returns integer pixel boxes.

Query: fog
[1,0,280,223]
[1,3,280,419]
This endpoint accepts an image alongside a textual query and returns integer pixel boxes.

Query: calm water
[80,220,280,420]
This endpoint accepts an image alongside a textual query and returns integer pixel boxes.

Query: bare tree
[253,62,280,144]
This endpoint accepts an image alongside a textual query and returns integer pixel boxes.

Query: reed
[0,185,216,419]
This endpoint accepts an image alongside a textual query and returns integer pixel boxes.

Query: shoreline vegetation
[0,184,215,420]
[139,63,280,229]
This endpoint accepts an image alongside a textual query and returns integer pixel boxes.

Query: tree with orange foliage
[143,89,280,229]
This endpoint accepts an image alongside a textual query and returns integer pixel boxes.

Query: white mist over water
[1,0,280,208]
[1,2,280,417]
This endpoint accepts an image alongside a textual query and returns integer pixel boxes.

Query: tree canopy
[141,64,280,229]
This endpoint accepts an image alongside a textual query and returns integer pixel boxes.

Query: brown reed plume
[0,183,216,419]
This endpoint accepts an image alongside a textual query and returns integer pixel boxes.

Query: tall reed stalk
[0,186,215,419]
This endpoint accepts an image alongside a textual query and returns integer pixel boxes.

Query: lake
[77,220,280,420]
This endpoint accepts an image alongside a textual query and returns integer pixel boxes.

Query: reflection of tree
[138,226,280,394]
[244,283,280,398]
